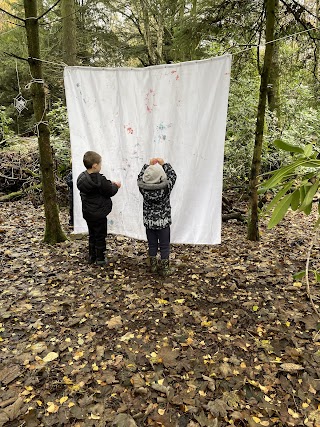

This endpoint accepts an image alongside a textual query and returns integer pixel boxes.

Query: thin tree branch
[0,6,25,22]
[305,230,320,319]
[37,0,62,20]
[3,51,29,62]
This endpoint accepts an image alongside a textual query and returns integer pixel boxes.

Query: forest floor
[0,200,319,427]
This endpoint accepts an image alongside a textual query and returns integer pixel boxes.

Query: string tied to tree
[13,60,28,115]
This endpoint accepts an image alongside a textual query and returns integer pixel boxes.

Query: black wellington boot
[96,248,107,266]
[159,259,173,277]
[88,244,96,264]
[148,256,158,273]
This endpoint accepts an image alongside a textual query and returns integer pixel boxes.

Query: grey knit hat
[143,163,167,184]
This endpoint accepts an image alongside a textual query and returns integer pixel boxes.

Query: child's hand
[156,158,164,165]
[150,158,164,165]
[113,181,121,188]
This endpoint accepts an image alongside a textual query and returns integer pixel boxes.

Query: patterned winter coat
[137,163,177,229]
[77,171,118,221]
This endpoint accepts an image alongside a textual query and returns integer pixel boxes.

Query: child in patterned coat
[137,158,177,276]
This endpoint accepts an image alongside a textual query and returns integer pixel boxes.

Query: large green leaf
[264,181,294,212]
[273,139,304,153]
[267,193,293,229]
[263,159,320,189]
[303,144,313,157]
[299,179,319,212]
[291,189,301,211]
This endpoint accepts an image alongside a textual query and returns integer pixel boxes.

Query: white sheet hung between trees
[63,55,232,244]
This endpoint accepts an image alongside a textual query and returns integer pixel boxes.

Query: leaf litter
[0,200,319,427]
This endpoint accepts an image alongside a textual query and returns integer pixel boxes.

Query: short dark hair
[83,151,102,169]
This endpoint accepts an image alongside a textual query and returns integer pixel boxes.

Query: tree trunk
[24,0,67,244]
[267,23,281,123]
[247,0,276,241]
[140,0,156,65]
[61,0,77,65]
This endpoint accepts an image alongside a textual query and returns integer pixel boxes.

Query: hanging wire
[15,59,21,94]
[231,26,320,56]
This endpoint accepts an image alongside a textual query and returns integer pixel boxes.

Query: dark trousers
[86,218,108,252]
[146,227,170,259]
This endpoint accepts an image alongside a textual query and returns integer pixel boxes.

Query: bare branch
[3,51,29,62]
[37,0,62,20]
[0,6,25,22]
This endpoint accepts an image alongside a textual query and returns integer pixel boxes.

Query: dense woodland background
[0,2,320,426]
[0,0,319,194]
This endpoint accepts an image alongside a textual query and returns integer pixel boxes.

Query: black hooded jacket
[137,163,177,229]
[77,171,118,221]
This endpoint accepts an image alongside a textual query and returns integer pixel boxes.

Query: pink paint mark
[127,127,134,134]
[145,89,157,113]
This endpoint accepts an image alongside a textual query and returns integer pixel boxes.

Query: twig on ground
[305,229,320,320]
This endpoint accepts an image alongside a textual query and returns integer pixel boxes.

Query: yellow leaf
[68,402,75,408]
[288,408,300,419]
[158,408,165,415]
[252,306,259,312]
[63,376,73,385]
[258,384,269,393]
[285,321,291,327]
[68,381,84,392]
[270,357,282,363]
[59,396,68,404]
[92,363,99,371]
[119,332,135,342]
[156,299,169,305]
[89,414,100,420]
[309,385,317,394]
[36,401,42,406]
[174,299,185,304]
[73,351,84,360]
[252,416,261,424]
[302,402,309,408]
[47,402,59,413]
[201,320,212,327]
[293,282,302,288]
[43,352,59,363]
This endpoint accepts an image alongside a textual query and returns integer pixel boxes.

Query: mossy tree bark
[61,0,77,65]
[247,0,277,241]
[24,0,67,244]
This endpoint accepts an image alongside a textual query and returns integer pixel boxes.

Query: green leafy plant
[260,139,320,294]
[47,101,70,140]
[260,139,320,229]
[0,106,14,144]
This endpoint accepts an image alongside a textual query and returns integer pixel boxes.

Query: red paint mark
[127,127,133,134]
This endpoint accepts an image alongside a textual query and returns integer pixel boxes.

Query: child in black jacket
[77,151,121,265]
[137,158,177,276]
